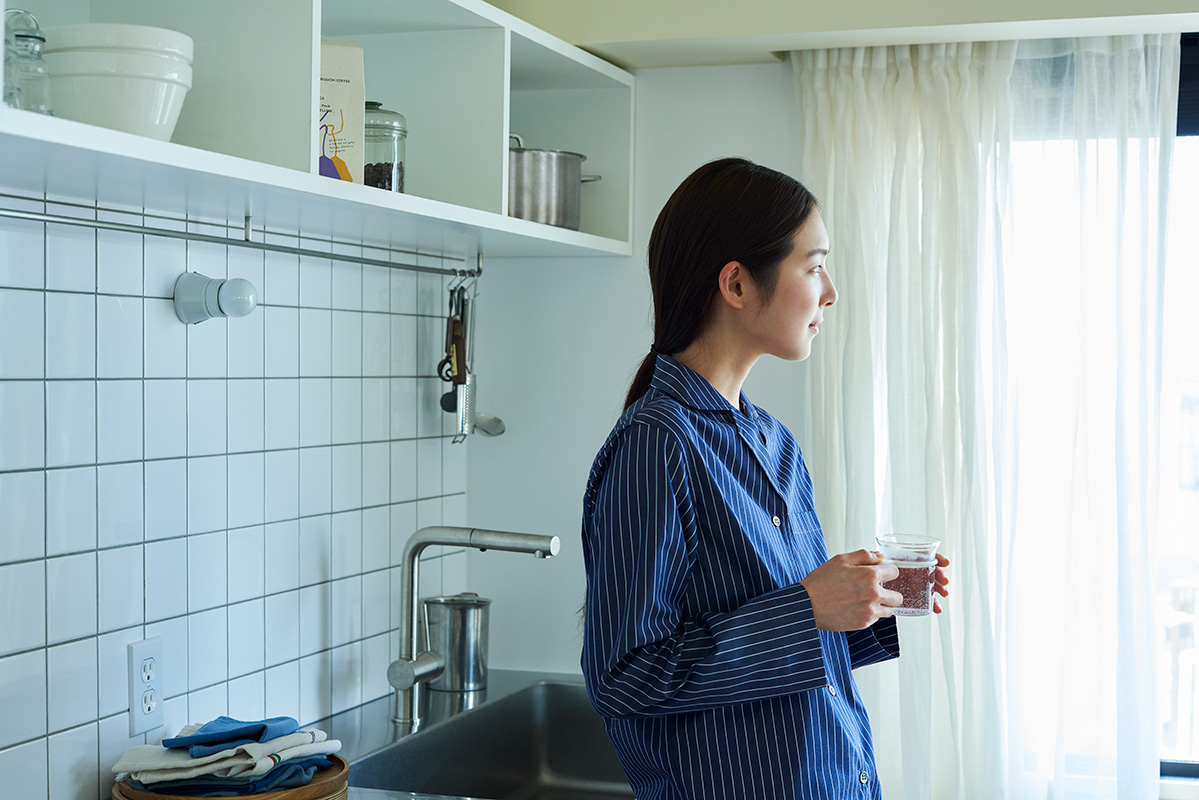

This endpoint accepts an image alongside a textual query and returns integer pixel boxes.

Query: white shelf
[2,0,635,259]
[0,109,631,259]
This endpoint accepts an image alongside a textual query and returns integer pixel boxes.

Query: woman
[581,158,950,799]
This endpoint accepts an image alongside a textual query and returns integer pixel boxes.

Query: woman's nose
[822,272,838,307]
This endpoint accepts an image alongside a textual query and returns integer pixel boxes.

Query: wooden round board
[112,754,348,800]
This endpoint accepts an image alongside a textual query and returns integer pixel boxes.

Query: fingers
[874,564,903,616]
[842,548,884,566]
[933,554,950,598]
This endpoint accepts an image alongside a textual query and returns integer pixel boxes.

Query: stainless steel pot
[508,133,600,231]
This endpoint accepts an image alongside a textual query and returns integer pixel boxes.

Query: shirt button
[859,771,869,784]
[771,515,781,527]
[827,685,837,697]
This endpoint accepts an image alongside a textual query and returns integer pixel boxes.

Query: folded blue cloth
[131,755,331,796]
[162,716,301,758]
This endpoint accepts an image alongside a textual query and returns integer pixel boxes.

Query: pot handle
[581,175,602,183]
[509,133,524,149]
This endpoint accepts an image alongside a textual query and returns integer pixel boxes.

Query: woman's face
[745,211,837,361]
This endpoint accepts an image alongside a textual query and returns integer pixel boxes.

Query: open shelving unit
[0,0,635,260]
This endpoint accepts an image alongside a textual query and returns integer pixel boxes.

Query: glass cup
[875,534,940,616]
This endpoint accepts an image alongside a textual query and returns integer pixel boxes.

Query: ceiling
[488,0,1199,69]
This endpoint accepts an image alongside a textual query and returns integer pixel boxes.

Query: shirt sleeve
[846,616,900,669]
[582,421,829,719]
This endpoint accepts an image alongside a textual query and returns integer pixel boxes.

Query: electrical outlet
[128,637,164,736]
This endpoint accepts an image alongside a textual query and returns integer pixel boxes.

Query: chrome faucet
[387,525,561,733]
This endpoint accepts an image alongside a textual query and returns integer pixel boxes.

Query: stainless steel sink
[349,681,634,800]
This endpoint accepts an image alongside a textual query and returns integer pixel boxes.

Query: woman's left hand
[932,552,950,614]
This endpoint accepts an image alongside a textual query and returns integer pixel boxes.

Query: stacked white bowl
[43,23,194,141]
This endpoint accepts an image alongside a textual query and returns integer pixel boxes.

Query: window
[1161,31,1199,782]
[1159,123,1199,783]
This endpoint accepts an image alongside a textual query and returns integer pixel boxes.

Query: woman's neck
[672,336,758,409]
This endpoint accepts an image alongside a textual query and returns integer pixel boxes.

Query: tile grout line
[41,189,52,785]
[89,193,104,764]
[139,198,151,747]
[326,249,337,708]
[183,228,193,719]
[223,221,233,713]
[259,238,270,707]
[361,259,371,678]
[290,233,303,720]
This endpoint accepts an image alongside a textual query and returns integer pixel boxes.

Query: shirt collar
[651,354,758,421]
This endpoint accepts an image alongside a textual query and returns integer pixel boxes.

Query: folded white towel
[112,728,340,783]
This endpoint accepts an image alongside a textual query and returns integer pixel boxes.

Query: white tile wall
[45,292,96,378]
[0,562,45,654]
[0,739,48,798]
[0,188,471,799]
[0,471,44,562]
[47,640,98,731]
[46,553,96,643]
[46,466,97,555]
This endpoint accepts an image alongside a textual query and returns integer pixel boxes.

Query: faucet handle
[388,650,444,692]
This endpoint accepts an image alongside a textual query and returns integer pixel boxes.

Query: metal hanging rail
[0,207,481,278]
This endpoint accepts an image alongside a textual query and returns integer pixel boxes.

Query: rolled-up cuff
[846,615,900,669]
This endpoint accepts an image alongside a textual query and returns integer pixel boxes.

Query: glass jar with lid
[3,9,52,115]
[363,100,407,192]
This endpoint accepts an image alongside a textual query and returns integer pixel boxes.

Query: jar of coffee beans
[364,100,407,192]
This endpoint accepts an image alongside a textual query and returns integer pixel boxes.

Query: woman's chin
[777,344,813,362]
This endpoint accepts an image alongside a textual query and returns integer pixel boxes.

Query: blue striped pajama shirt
[582,355,900,799]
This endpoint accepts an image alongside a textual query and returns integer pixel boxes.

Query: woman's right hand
[799,549,902,631]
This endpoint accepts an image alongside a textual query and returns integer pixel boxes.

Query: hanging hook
[451,265,477,289]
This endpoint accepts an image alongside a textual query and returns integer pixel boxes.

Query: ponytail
[623,352,659,411]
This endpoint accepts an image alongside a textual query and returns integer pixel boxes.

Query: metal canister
[423,592,490,692]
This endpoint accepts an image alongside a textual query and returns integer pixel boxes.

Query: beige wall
[490,0,1199,67]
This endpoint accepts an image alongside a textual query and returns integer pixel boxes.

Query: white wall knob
[173,272,258,324]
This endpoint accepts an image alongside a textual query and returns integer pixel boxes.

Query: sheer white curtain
[792,34,1179,800]
[1003,36,1177,800]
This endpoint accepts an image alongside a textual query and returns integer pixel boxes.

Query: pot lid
[509,145,587,161]
[508,132,586,160]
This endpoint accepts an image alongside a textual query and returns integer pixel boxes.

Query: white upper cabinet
[0,0,635,258]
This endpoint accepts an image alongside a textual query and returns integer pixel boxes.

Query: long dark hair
[624,157,820,410]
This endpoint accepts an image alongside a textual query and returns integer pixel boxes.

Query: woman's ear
[717,261,750,310]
